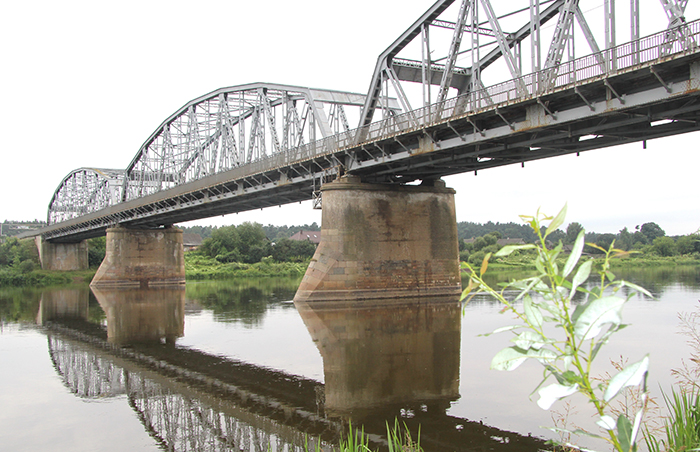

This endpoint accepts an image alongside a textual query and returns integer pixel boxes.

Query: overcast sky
[1,0,698,236]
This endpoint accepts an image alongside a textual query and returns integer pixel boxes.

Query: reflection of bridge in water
[38,287,548,452]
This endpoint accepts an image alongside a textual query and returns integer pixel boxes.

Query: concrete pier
[91,226,185,288]
[36,238,88,271]
[294,176,461,302]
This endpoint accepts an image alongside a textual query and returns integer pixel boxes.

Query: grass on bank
[482,249,700,271]
[304,420,421,452]
[0,268,95,288]
[185,253,309,279]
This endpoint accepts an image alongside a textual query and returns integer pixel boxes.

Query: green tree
[198,222,271,264]
[565,222,583,244]
[675,235,697,255]
[640,222,666,242]
[271,238,317,262]
[653,236,677,257]
[616,227,634,251]
[87,236,106,268]
[0,237,38,268]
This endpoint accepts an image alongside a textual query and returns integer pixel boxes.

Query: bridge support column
[91,226,185,288]
[294,176,461,303]
[36,238,88,271]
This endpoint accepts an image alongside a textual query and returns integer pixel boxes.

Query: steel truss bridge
[40,0,700,242]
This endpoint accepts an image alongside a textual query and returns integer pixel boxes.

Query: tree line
[194,222,317,264]
[178,223,320,241]
[458,220,700,265]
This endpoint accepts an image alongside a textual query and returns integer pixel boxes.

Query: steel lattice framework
[47,168,124,225]
[122,84,390,203]
[37,0,699,242]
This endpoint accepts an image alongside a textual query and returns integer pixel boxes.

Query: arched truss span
[47,168,125,225]
[122,83,397,202]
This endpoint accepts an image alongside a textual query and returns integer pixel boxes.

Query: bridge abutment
[91,226,185,288]
[294,176,461,303]
[36,237,89,271]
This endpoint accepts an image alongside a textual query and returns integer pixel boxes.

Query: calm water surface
[1,267,698,452]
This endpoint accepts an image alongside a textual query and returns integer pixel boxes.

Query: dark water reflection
[1,266,699,452]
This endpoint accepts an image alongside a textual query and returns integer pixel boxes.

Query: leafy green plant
[461,206,652,452]
[645,389,700,452]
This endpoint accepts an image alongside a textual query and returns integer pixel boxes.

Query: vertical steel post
[530,0,542,94]
[631,0,640,64]
[605,0,617,71]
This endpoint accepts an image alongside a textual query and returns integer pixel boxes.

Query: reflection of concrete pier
[91,286,185,345]
[296,297,461,416]
[37,287,90,324]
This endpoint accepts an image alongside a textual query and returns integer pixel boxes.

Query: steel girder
[47,168,124,225]
[357,0,693,131]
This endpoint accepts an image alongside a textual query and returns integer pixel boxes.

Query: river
[0,266,698,452]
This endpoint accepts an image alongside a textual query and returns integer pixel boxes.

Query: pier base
[91,226,185,288]
[294,176,461,303]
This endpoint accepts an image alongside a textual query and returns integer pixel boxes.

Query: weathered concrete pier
[36,238,88,271]
[91,226,185,287]
[294,176,461,303]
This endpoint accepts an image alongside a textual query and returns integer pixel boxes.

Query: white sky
[1,0,699,236]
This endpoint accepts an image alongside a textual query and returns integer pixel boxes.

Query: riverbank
[0,268,95,288]
[1,252,697,288]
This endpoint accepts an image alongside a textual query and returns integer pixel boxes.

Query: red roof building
[289,230,321,244]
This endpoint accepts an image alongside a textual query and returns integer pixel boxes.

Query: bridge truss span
[34,0,700,243]
[122,83,391,203]
[47,168,125,225]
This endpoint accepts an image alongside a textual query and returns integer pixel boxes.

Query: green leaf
[490,347,528,371]
[573,296,625,340]
[619,281,653,298]
[511,331,546,350]
[563,230,585,277]
[479,325,519,336]
[571,260,592,295]
[617,415,633,452]
[536,382,578,409]
[513,277,542,302]
[545,204,567,238]
[604,355,649,402]
[490,347,555,371]
[494,244,536,257]
[480,252,492,276]
[524,296,543,330]
[535,256,545,274]
[597,415,616,431]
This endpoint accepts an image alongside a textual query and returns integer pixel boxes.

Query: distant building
[183,233,203,251]
[289,230,321,244]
